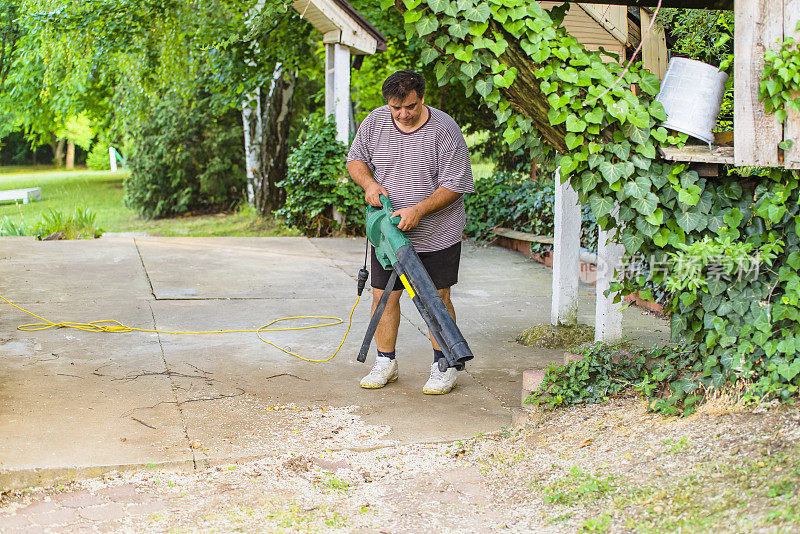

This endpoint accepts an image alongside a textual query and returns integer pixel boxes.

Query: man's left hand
[392,206,423,231]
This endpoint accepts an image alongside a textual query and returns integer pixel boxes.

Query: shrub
[464,171,598,255]
[124,92,246,219]
[31,207,104,239]
[86,140,111,171]
[276,116,364,236]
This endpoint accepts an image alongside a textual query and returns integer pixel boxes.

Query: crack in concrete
[133,237,156,300]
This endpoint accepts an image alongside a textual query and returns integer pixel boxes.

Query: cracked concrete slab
[0,236,669,491]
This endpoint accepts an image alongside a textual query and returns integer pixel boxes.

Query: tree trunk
[241,65,297,216]
[65,140,75,169]
[53,137,65,168]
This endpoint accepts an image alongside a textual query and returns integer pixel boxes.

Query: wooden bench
[0,188,42,205]
[492,227,554,244]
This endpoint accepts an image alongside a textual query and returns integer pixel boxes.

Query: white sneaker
[360,356,399,389]
[423,361,457,394]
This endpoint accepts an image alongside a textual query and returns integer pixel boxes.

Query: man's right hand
[365,182,389,207]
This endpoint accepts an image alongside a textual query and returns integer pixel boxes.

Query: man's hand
[365,182,389,207]
[392,206,423,231]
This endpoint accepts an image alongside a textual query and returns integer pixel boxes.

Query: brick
[564,351,584,364]
[55,491,105,508]
[522,369,545,391]
[77,503,127,522]
[35,508,77,526]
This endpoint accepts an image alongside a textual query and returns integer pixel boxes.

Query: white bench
[0,187,42,205]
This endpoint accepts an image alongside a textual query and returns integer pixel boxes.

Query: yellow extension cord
[0,293,361,363]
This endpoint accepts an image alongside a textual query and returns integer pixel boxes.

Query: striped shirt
[347,105,474,252]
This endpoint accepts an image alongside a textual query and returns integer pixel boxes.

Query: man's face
[387,91,425,128]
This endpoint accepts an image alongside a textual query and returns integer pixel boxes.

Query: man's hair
[382,70,426,102]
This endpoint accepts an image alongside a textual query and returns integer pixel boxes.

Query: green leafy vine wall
[388,0,800,413]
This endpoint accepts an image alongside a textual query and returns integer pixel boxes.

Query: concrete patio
[0,236,669,490]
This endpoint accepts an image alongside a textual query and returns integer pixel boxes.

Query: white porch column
[594,215,625,342]
[325,43,336,117]
[324,42,351,144]
[551,167,581,326]
[333,43,351,144]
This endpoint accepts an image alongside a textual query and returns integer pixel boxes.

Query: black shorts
[371,242,461,291]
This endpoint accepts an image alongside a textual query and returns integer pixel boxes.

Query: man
[346,70,474,395]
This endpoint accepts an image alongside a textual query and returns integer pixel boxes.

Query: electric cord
[0,292,361,364]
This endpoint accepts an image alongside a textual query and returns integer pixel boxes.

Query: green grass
[0,168,299,237]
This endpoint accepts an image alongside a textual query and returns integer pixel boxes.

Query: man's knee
[372,288,403,309]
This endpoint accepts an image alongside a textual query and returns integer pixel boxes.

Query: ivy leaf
[628,109,651,128]
[416,16,439,37]
[645,207,664,226]
[609,141,631,161]
[434,59,451,81]
[404,0,422,8]
[434,34,449,49]
[404,10,423,24]
[421,48,439,65]
[620,231,644,255]
[449,20,471,39]
[631,154,651,171]
[585,107,604,124]
[581,171,600,190]
[653,227,669,247]
[453,45,474,62]
[547,108,567,125]
[464,3,490,22]
[475,77,493,98]
[428,0,450,12]
[639,70,660,95]
[460,61,481,79]
[588,153,603,169]
[649,101,668,121]
[469,21,489,36]
[486,36,508,56]
[493,68,517,88]
[589,193,615,219]
[621,122,649,146]
[651,127,668,143]
[598,161,624,184]
[556,67,579,84]
[636,141,657,159]
[565,115,587,133]
[565,133,584,150]
[380,0,395,8]
[607,100,629,123]
[676,209,705,233]
[623,175,650,200]
[631,192,658,216]
[635,217,658,237]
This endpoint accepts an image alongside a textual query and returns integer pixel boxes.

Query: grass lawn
[1,163,497,237]
[0,168,298,237]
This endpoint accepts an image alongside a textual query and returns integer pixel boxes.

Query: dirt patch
[1,399,798,532]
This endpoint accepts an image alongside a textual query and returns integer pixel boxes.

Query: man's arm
[347,160,387,207]
[392,187,462,232]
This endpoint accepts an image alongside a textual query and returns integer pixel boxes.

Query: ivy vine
[759,20,800,141]
[389,0,800,414]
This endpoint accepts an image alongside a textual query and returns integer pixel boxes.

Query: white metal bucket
[655,57,729,145]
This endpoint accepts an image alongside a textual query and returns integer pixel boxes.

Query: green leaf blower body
[360,195,474,371]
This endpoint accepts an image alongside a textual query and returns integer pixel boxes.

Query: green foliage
[656,9,734,68]
[1,200,102,239]
[464,171,597,256]
[759,21,800,127]
[0,214,27,236]
[543,466,615,505]
[86,139,111,171]
[124,91,246,219]
[399,0,800,413]
[276,116,364,237]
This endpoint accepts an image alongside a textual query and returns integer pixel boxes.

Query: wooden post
[109,147,117,172]
[551,168,581,326]
[785,0,800,169]
[734,0,783,167]
[594,214,624,343]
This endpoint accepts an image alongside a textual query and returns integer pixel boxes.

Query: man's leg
[360,287,403,389]
[423,286,458,395]
[373,287,403,352]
